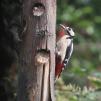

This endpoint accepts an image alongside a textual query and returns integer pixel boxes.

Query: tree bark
[18,0,56,101]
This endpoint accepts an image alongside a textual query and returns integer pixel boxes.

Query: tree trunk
[18,0,56,101]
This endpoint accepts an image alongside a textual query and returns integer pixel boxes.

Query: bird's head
[59,24,75,39]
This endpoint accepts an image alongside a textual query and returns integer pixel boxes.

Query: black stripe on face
[66,30,71,36]
[65,29,75,39]
[66,36,74,39]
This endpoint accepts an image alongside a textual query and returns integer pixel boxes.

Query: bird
[55,24,75,78]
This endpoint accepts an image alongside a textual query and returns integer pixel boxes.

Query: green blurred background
[56,0,101,101]
[0,0,101,101]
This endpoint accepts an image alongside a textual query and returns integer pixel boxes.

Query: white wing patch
[63,42,73,68]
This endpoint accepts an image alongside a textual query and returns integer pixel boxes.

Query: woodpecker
[55,24,75,78]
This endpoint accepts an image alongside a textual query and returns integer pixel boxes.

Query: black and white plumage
[55,24,75,77]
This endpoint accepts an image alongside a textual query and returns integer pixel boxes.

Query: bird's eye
[68,27,71,31]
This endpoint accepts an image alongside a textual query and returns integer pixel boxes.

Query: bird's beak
[59,24,66,29]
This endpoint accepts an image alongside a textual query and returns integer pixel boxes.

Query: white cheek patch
[66,27,75,37]
[70,30,75,36]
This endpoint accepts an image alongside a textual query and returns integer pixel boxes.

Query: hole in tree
[32,3,45,16]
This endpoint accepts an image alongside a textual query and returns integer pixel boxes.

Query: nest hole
[32,2,45,16]
[35,49,50,65]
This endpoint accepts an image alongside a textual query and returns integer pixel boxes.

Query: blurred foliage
[56,0,101,100]
[56,78,101,101]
